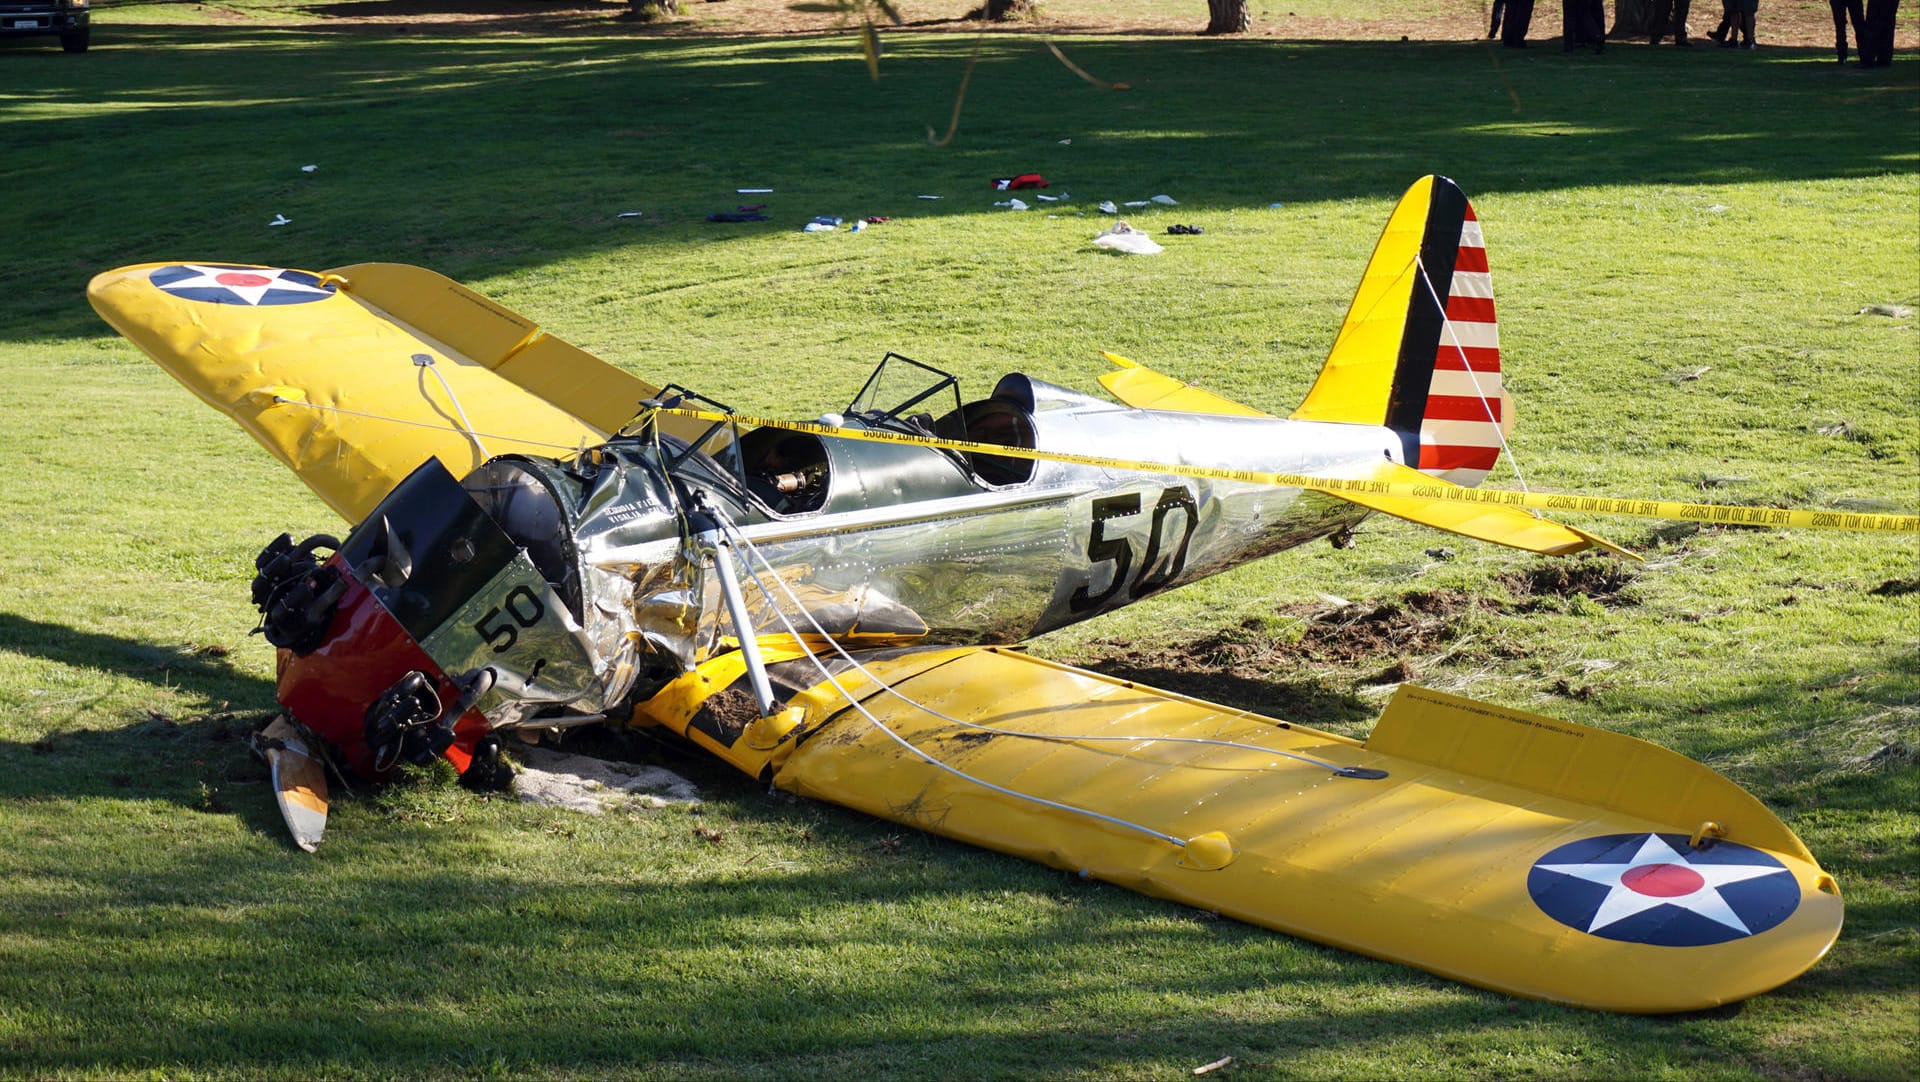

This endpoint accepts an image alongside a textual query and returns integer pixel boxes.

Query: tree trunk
[1205,0,1251,34]
[630,0,680,19]
[1612,0,1657,37]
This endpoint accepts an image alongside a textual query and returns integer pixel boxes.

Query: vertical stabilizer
[1291,176,1509,487]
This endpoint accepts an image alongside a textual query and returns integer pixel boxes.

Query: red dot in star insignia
[1621,863,1705,898]
[216,272,273,288]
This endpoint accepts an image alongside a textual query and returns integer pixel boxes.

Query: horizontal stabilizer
[1097,352,1270,416]
[1092,354,1627,557]
[1334,459,1636,558]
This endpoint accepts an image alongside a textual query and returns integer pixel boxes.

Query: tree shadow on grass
[6,28,1913,340]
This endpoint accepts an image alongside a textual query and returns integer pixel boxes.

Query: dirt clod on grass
[1080,561,1645,726]
[1079,588,1498,729]
[1499,557,1638,609]
[1295,589,1489,664]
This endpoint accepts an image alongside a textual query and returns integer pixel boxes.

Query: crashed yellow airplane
[88,176,1842,1013]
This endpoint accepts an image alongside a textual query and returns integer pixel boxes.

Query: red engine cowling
[251,458,556,788]
[273,560,489,780]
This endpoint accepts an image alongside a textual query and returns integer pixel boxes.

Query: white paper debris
[1092,221,1163,255]
[1151,194,1178,205]
[917,194,943,200]
[737,187,773,193]
[300,164,317,173]
[1097,200,1117,214]
[616,211,643,218]
[269,213,291,227]
[994,198,1030,210]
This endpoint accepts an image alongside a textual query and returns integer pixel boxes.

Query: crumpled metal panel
[418,551,603,728]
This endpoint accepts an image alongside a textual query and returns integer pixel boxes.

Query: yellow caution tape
[647,406,1919,535]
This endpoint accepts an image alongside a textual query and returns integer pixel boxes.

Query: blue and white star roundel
[1528,832,1800,947]
[149,264,336,306]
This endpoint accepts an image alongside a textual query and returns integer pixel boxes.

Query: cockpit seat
[933,398,1037,486]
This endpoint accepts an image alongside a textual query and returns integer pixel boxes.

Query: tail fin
[1290,175,1509,487]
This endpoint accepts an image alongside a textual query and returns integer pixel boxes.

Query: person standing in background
[1651,0,1696,44]
[1829,0,1867,62]
[1502,0,1537,46]
[1563,0,1606,51]
[1861,0,1900,65]
[1731,0,1759,46]
[1707,0,1736,41]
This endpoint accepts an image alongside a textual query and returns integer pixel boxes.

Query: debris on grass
[513,746,700,814]
[1093,221,1162,255]
[1856,303,1913,318]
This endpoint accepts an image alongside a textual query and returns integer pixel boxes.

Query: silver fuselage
[556,376,1403,703]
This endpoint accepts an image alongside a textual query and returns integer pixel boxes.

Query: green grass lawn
[1,7,1916,1079]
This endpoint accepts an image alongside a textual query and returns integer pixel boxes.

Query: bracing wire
[412,354,493,462]
[708,510,1372,852]
[719,516,1357,772]
[265,397,588,453]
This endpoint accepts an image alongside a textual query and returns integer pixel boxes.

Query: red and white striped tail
[1295,176,1516,490]
[1417,208,1505,487]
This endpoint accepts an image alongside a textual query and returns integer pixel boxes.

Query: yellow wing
[634,644,1842,1013]
[88,262,694,522]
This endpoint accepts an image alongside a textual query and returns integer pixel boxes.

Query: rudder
[1290,176,1509,487]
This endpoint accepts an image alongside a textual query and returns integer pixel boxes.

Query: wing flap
[763,646,1840,1012]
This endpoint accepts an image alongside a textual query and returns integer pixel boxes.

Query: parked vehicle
[0,0,88,52]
